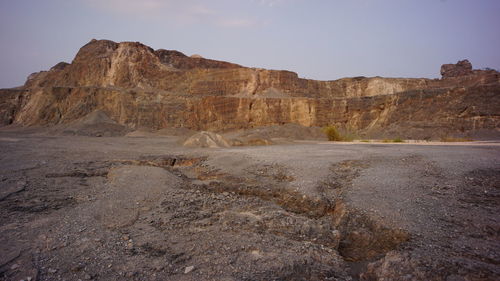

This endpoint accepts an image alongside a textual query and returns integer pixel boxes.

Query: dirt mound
[225,123,327,141]
[78,110,115,125]
[183,131,231,148]
[57,110,131,137]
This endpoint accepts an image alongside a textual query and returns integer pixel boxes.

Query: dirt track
[0,130,499,281]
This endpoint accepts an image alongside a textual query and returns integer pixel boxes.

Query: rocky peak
[73,39,119,63]
[440,59,473,78]
[155,48,241,70]
[72,39,241,72]
[50,62,70,71]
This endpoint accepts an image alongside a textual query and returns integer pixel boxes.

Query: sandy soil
[0,128,499,281]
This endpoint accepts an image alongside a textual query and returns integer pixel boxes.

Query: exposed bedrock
[441,59,473,78]
[1,39,499,138]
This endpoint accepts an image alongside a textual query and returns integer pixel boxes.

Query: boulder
[183,131,231,148]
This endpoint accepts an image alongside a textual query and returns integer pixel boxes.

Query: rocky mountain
[1,39,499,139]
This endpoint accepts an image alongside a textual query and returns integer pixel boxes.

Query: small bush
[322,125,342,141]
[382,138,405,143]
[322,126,361,142]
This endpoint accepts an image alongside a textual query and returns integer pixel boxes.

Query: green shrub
[322,126,361,142]
[322,125,342,141]
[382,138,405,143]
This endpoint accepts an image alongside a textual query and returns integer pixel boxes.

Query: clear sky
[1,0,499,88]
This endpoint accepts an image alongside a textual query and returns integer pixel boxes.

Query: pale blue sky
[1,0,499,88]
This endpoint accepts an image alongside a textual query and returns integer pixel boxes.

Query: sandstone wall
[2,39,500,139]
[10,83,499,139]
[28,39,486,99]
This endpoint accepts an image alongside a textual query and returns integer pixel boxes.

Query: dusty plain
[0,127,499,281]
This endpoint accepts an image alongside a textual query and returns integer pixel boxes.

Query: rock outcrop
[441,59,473,78]
[50,62,70,71]
[155,49,240,70]
[1,39,499,139]
[0,89,26,126]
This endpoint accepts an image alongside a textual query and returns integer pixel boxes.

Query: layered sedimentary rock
[1,39,499,138]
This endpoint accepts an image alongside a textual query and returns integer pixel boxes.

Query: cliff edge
[1,39,499,139]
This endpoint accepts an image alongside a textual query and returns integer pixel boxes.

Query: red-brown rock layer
[1,39,499,139]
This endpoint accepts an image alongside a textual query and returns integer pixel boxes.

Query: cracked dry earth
[0,131,499,281]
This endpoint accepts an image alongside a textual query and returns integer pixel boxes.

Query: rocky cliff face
[2,39,499,139]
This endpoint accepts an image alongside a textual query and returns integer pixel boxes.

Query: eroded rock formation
[1,39,499,139]
[441,59,473,78]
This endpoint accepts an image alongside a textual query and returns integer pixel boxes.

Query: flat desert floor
[0,129,499,281]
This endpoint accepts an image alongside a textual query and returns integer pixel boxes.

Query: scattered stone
[71,264,84,272]
[10,263,20,270]
[125,271,137,277]
[184,265,195,274]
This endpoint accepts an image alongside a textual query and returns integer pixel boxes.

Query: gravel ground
[0,129,499,281]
